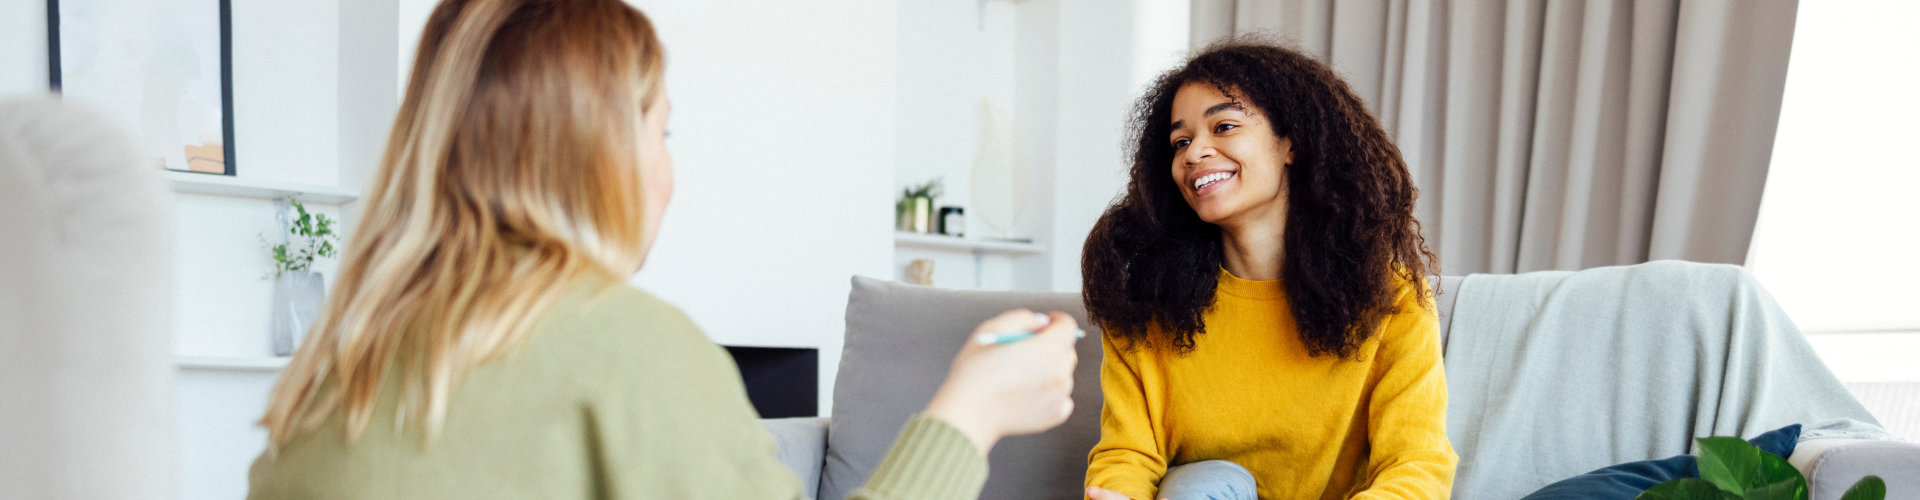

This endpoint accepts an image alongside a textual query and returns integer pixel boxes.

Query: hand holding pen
[976,313,1087,345]
[922,309,1084,454]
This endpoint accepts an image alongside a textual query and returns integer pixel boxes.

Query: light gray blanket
[1442,261,1888,499]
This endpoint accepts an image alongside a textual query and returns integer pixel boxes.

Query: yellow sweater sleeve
[1351,287,1458,499]
[1084,334,1166,500]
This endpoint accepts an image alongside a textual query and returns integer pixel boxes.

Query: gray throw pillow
[817,276,1107,500]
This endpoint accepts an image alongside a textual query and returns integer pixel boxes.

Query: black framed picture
[47,0,236,176]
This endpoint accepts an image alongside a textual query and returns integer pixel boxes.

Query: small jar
[938,206,965,237]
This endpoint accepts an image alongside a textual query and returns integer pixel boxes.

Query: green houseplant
[1637,436,1886,500]
[896,178,943,233]
[265,198,339,356]
[267,198,338,278]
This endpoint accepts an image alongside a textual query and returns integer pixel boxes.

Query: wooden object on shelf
[892,232,1045,289]
[906,259,934,286]
[185,144,226,173]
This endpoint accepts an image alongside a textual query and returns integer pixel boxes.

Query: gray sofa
[763,265,1919,499]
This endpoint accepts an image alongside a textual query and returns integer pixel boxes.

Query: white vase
[969,100,1031,237]
[271,270,325,356]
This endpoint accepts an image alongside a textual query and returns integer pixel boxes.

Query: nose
[1182,137,1214,166]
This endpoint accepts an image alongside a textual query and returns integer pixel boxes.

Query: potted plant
[264,198,338,356]
[896,178,942,233]
[1638,436,1885,500]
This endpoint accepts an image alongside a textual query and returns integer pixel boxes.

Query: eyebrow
[1169,101,1247,132]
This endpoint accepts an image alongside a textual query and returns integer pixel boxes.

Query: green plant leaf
[1839,476,1886,500]
[1639,478,1740,500]
[1740,478,1802,500]
[1753,449,1806,499]
[270,198,339,271]
[1698,437,1768,492]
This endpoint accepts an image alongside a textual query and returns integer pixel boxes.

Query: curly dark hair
[1081,38,1436,359]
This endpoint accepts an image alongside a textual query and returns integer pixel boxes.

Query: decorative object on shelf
[896,177,942,233]
[263,198,338,356]
[47,0,236,176]
[969,100,1031,238]
[938,206,965,237]
[905,259,934,286]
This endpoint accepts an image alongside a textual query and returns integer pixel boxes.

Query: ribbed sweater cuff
[854,414,989,500]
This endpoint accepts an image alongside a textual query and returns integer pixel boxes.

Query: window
[1744,0,1920,440]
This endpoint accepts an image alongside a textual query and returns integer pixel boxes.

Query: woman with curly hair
[1081,39,1456,500]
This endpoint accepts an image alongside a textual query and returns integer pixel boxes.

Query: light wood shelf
[175,355,289,372]
[162,171,360,204]
[892,232,1044,254]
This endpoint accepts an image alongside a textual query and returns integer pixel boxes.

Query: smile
[1192,171,1236,192]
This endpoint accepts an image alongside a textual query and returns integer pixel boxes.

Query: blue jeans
[1158,460,1257,500]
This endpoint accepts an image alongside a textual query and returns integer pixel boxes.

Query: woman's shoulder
[1384,265,1436,310]
[532,276,713,364]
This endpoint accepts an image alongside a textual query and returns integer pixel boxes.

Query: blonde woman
[245,1,1080,498]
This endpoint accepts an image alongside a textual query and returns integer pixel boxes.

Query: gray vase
[271,270,325,356]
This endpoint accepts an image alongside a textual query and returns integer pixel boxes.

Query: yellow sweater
[1085,269,1456,500]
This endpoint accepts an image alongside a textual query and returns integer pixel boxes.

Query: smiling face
[1167,82,1293,230]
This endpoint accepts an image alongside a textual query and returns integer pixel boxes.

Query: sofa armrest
[763,417,831,500]
[1789,437,1920,500]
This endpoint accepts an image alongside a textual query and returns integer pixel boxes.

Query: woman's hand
[923,309,1081,454]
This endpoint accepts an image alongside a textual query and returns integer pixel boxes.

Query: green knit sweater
[247,278,985,499]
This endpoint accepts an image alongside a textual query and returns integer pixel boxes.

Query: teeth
[1193,172,1233,190]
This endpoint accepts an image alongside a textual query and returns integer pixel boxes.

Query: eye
[1214,123,1238,134]
[1172,138,1191,150]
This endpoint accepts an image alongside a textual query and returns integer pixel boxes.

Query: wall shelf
[892,232,1045,254]
[176,355,289,372]
[162,170,361,204]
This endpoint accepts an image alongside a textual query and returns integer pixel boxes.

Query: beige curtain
[1191,0,1799,275]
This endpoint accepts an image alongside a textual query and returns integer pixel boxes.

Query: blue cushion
[1520,424,1803,499]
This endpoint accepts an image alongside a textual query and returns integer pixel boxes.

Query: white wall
[177,1,358,498]
[1024,0,1190,292]
[0,0,47,98]
[1012,0,1063,292]
[895,0,1019,229]
[625,0,897,414]
[15,0,373,497]
[891,0,1028,291]
[891,0,1188,294]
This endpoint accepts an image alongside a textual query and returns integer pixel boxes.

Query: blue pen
[975,326,1082,346]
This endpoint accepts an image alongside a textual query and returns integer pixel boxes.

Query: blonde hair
[261,0,665,449]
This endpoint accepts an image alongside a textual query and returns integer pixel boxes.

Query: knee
[1157,460,1256,500]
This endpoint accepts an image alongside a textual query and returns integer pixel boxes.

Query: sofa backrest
[822,277,1108,500]
[1435,275,1464,349]
[824,275,1456,499]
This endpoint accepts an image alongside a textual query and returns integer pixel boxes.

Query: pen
[975,328,1087,345]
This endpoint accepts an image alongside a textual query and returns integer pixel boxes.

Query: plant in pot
[896,178,943,233]
[263,198,338,356]
[1638,436,1885,500]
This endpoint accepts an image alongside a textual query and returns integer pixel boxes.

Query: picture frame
[47,0,237,176]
